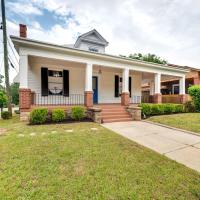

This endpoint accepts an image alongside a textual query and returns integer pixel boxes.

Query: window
[89,46,99,52]
[172,84,179,94]
[48,70,63,95]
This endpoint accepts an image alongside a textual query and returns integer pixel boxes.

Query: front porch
[19,55,144,113]
[20,56,188,111]
[17,52,188,122]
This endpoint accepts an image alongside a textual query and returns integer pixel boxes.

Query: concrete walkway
[102,121,200,173]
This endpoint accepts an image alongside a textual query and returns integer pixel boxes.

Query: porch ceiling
[29,56,85,69]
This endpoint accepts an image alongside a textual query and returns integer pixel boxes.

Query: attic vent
[89,47,98,52]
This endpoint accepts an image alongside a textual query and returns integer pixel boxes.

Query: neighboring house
[11,24,189,122]
[142,64,200,103]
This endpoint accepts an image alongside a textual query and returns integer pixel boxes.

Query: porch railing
[130,96,142,104]
[33,93,84,106]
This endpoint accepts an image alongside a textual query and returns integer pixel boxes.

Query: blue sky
[1,0,200,82]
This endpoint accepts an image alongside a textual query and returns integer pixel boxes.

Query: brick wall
[19,89,32,110]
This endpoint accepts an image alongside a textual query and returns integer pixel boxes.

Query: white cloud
[7,1,42,15]
[6,0,200,69]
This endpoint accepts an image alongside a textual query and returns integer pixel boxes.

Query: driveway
[102,121,200,173]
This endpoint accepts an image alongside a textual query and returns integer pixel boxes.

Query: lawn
[0,116,200,199]
[148,113,200,134]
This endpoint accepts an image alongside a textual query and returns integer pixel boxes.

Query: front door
[92,76,98,104]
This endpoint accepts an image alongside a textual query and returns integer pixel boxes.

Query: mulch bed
[29,118,93,126]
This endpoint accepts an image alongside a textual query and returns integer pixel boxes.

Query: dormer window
[89,47,98,52]
[74,29,108,53]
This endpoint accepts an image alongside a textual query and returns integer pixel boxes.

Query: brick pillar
[84,91,93,107]
[180,94,187,104]
[193,77,200,85]
[121,92,130,106]
[153,93,162,103]
[19,89,32,110]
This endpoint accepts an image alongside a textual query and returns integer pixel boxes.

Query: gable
[84,33,100,42]
[74,29,108,48]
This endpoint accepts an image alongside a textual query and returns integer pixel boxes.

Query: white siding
[28,62,85,105]
[28,60,142,104]
[77,42,105,53]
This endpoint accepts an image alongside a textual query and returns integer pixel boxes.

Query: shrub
[141,103,152,117]
[30,108,48,124]
[184,101,195,113]
[52,109,65,122]
[140,103,184,117]
[163,104,174,114]
[1,111,11,119]
[71,106,86,121]
[188,85,200,112]
[173,104,184,113]
[0,91,8,112]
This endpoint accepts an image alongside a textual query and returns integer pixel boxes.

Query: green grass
[0,116,200,199]
[148,113,200,134]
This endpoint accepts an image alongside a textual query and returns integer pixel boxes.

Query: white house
[11,24,189,122]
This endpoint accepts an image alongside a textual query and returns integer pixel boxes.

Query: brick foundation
[84,91,93,107]
[121,92,130,106]
[180,94,187,104]
[153,93,162,103]
[19,89,32,110]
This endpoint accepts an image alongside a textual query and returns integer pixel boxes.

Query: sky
[1,0,200,82]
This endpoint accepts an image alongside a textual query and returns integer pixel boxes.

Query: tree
[122,53,168,65]
[10,83,19,105]
[0,74,4,90]
[0,90,8,113]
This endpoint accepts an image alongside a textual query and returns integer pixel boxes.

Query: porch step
[103,118,133,123]
[98,104,132,123]
[102,114,131,119]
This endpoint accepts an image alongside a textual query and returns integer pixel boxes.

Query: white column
[85,63,93,91]
[179,76,185,95]
[149,80,154,95]
[19,55,28,88]
[154,73,161,94]
[122,68,129,93]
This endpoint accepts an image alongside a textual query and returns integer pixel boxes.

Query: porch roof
[11,35,190,74]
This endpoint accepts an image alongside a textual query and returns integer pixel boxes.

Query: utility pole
[1,0,12,115]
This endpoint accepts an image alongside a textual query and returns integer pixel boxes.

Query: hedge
[29,106,87,124]
[140,103,184,117]
[188,85,200,112]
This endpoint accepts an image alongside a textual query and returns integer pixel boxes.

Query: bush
[71,106,86,121]
[140,103,184,117]
[0,91,8,112]
[30,108,48,124]
[163,104,174,114]
[52,109,65,122]
[188,85,200,112]
[141,103,152,117]
[184,101,195,113]
[1,111,11,119]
